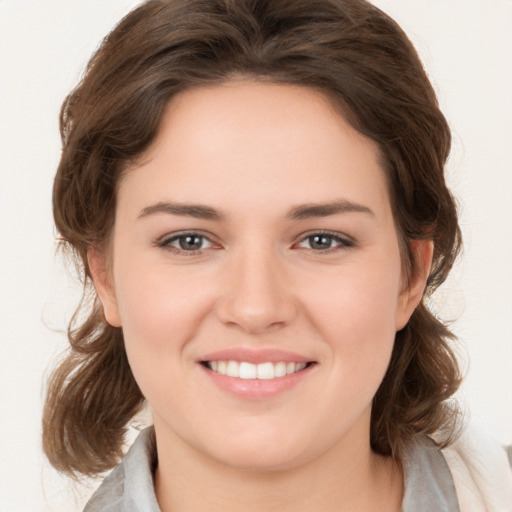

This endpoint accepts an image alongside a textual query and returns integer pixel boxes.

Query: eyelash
[156,230,354,255]
[295,230,354,253]
[156,231,218,255]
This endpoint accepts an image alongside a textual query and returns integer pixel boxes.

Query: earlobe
[395,239,434,331]
[87,246,122,327]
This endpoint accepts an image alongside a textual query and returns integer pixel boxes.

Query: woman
[42,0,512,510]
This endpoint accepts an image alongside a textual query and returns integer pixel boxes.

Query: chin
[211,444,309,473]
[197,425,318,473]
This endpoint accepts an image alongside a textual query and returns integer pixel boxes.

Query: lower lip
[200,363,316,400]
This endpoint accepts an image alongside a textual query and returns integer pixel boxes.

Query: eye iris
[310,235,333,250]
[179,235,203,250]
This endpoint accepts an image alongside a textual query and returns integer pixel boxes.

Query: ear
[87,246,122,327]
[395,239,434,331]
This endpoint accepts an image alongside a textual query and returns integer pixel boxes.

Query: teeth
[275,362,287,377]
[240,362,257,379]
[206,360,309,379]
[257,362,274,380]
[226,360,239,378]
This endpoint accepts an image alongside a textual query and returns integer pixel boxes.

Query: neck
[153,424,403,512]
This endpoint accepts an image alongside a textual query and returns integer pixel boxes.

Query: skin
[90,81,432,511]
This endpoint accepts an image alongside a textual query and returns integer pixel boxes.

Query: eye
[159,232,215,253]
[296,232,353,252]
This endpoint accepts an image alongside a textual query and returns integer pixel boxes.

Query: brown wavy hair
[43,0,462,477]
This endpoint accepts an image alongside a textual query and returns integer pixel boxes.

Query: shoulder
[83,464,125,512]
[83,427,160,512]
[440,424,512,511]
[401,435,460,511]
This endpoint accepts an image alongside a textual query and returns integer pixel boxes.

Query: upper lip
[199,348,314,365]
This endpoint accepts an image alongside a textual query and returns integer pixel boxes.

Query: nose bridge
[216,240,296,334]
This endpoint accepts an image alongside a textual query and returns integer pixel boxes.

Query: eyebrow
[138,201,224,221]
[137,199,373,221]
[286,200,374,220]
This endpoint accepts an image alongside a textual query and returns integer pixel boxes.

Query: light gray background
[1,1,511,510]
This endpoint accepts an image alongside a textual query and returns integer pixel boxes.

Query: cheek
[302,256,403,387]
[113,250,211,334]
[112,271,205,413]
[111,256,212,379]
[305,260,402,339]
[116,275,171,342]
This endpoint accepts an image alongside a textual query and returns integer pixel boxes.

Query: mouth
[201,360,314,380]
[198,348,317,399]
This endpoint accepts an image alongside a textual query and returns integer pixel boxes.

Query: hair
[43,0,462,477]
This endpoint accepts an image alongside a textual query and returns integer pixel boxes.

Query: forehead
[119,81,391,221]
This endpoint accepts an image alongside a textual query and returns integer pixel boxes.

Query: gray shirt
[84,427,460,511]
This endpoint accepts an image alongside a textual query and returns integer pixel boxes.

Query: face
[92,81,429,471]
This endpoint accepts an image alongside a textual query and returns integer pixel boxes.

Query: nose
[215,247,298,335]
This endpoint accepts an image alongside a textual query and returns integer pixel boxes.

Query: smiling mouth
[201,360,314,380]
